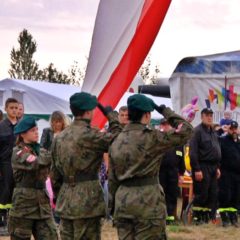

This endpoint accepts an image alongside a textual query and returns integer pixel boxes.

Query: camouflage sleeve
[108,151,120,213]
[92,111,122,152]
[50,138,63,198]
[11,146,52,171]
[155,107,193,152]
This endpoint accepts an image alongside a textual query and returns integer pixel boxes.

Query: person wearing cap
[8,117,58,239]
[109,94,193,239]
[0,98,18,236]
[218,120,240,227]
[190,108,221,224]
[158,118,185,225]
[50,92,122,240]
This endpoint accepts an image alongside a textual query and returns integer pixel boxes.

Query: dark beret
[127,94,155,112]
[14,117,37,135]
[70,92,97,111]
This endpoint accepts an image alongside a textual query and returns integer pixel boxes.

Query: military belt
[15,181,46,189]
[63,173,99,186]
[120,176,159,187]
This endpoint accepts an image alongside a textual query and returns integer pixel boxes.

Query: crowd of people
[0,93,239,240]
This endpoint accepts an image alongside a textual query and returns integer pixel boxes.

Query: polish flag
[82,0,172,128]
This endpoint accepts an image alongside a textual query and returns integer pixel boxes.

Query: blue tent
[173,50,240,75]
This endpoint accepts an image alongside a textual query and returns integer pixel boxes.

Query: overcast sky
[0,0,240,79]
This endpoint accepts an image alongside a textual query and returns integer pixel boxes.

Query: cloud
[168,0,240,29]
[0,0,99,31]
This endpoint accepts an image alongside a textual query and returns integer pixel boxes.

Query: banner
[82,0,172,128]
[169,73,240,126]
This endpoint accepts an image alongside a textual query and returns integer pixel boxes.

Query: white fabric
[0,78,81,114]
[82,0,145,96]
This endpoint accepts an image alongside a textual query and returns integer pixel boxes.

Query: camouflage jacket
[51,111,121,219]
[109,107,193,220]
[10,143,52,219]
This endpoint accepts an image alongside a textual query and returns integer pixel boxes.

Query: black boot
[202,211,210,224]
[229,212,239,228]
[220,212,230,227]
[193,211,203,225]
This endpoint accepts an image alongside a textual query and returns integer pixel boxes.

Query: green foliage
[8,29,41,80]
[8,29,86,85]
[139,55,160,84]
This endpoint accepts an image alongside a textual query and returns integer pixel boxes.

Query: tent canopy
[0,78,81,117]
[173,50,240,75]
[169,50,240,126]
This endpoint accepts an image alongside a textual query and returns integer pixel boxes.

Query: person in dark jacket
[158,118,185,224]
[0,98,18,236]
[190,108,221,224]
[40,111,69,150]
[219,121,240,227]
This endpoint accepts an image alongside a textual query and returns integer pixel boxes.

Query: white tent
[0,78,81,117]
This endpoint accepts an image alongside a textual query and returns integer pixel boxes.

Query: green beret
[70,92,97,111]
[127,94,155,112]
[14,117,37,135]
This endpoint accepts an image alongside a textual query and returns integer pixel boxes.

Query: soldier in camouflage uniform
[109,94,193,240]
[8,117,57,240]
[51,92,121,240]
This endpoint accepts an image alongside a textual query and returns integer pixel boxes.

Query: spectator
[158,118,185,225]
[220,111,232,126]
[17,102,24,121]
[0,98,18,235]
[118,106,129,125]
[40,111,69,150]
[0,110,3,121]
[190,108,221,224]
[219,121,240,227]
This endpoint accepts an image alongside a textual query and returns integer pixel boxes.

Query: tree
[139,55,160,84]
[68,61,86,86]
[8,29,41,80]
[8,29,87,86]
[40,63,71,84]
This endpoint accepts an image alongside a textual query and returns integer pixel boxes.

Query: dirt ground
[101,221,240,240]
[2,221,240,240]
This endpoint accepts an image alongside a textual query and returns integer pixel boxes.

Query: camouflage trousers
[115,218,168,240]
[59,217,101,240]
[8,216,58,240]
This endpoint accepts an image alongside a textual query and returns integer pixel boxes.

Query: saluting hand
[216,168,221,179]
[195,171,203,182]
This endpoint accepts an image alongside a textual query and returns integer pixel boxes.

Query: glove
[154,104,166,114]
[97,103,113,116]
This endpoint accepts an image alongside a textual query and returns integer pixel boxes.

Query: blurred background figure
[40,111,69,150]
[0,110,3,121]
[220,111,232,126]
[17,102,24,121]
[118,106,129,126]
[0,98,18,236]
[158,118,185,225]
[219,121,240,227]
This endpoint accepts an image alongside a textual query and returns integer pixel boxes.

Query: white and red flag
[82,0,172,128]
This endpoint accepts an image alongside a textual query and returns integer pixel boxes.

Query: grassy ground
[2,221,240,240]
[101,221,240,240]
